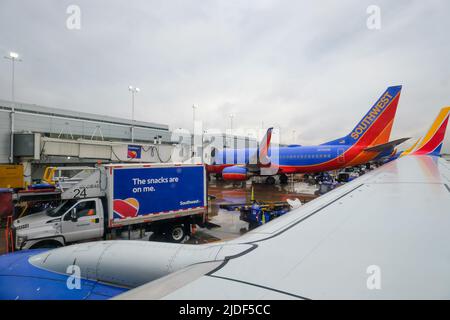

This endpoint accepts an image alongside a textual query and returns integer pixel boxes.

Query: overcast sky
[0,0,449,151]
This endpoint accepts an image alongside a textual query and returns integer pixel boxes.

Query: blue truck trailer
[11,163,207,249]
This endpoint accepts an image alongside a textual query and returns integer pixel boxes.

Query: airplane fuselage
[208,144,388,175]
[209,86,402,179]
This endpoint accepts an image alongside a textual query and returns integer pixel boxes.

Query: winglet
[249,127,273,166]
[412,107,450,156]
[399,137,421,157]
[259,127,273,163]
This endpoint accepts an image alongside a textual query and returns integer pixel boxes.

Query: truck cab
[13,198,104,250]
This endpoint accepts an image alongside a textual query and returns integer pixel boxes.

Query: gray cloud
[0,0,449,151]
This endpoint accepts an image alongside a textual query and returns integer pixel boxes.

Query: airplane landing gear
[279,174,288,184]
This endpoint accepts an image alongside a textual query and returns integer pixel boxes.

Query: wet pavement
[187,178,319,244]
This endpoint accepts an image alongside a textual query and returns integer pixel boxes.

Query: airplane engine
[222,166,249,181]
[20,240,252,292]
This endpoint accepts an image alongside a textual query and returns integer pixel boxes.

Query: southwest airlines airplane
[208,86,408,182]
[0,105,449,300]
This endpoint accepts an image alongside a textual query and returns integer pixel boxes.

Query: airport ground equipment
[0,164,24,188]
[219,186,302,229]
[42,166,97,185]
[240,201,292,230]
[11,163,207,249]
[220,196,298,230]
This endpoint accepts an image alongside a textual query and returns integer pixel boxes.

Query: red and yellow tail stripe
[412,107,450,156]
[400,137,421,157]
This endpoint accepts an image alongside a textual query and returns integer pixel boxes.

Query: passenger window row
[280,154,333,159]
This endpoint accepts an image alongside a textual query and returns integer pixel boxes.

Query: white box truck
[12,163,207,249]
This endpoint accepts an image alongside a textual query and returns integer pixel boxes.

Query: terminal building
[0,99,187,186]
[0,99,257,187]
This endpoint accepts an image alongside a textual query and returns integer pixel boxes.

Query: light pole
[128,86,140,142]
[229,114,234,133]
[192,105,197,157]
[229,114,234,149]
[4,51,22,164]
[201,130,207,164]
[192,104,197,133]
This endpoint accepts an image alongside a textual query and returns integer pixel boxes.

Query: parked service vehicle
[12,163,207,249]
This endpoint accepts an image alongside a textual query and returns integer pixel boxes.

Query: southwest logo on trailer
[113,198,139,218]
[128,150,137,158]
[350,91,393,140]
[180,199,201,206]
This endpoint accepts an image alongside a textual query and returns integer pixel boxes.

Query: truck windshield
[47,200,77,217]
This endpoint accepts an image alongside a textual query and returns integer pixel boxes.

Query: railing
[4,215,14,253]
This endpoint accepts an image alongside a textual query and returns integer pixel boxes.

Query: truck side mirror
[70,208,78,222]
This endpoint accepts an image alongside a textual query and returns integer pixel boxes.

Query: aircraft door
[337,148,345,164]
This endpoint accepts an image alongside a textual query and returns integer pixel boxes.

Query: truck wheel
[265,176,276,185]
[166,224,186,243]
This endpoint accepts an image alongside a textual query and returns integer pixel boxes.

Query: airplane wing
[117,155,450,299]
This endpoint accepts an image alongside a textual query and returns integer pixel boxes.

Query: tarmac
[187,179,318,243]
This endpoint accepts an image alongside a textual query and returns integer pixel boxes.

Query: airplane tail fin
[411,107,450,156]
[322,86,402,147]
